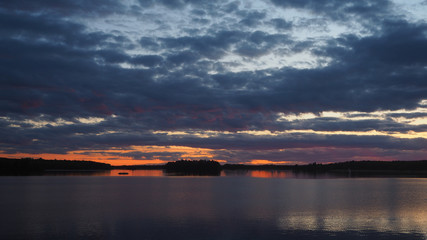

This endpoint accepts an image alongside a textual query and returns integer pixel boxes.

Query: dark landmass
[223,161,427,177]
[164,160,222,176]
[1,157,427,177]
[291,160,427,174]
[116,159,427,177]
[224,160,427,171]
[0,157,111,175]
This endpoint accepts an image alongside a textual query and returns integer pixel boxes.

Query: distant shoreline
[1,157,427,176]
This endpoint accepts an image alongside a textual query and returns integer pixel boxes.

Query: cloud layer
[1,0,426,164]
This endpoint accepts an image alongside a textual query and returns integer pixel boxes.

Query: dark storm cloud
[316,20,427,67]
[139,37,161,50]
[159,30,292,60]
[281,117,427,133]
[1,14,426,119]
[137,0,186,9]
[0,8,151,119]
[147,131,425,152]
[237,10,266,27]
[131,55,164,67]
[2,114,426,156]
[0,10,127,52]
[1,0,426,162]
[235,31,291,57]
[270,18,293,31]
[270,0,392,22]
[386,112,427,119]
[216,20,426,114]
[222,1,240,13]
[0,0,126,17]
[294,20,427,112]
[0,11,85,46]
[137,0,224,11]
[0,117,161,154]
[166,50,201,65]
[160,30,246,60]
[356,20,427,66]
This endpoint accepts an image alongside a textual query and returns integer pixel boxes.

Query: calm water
[1,170,426,240]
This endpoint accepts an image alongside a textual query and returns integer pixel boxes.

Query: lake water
[1,170,426,240]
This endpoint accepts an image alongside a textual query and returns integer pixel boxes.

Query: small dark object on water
[118,172,129,175]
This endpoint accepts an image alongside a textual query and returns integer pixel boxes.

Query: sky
[1,0,427,165]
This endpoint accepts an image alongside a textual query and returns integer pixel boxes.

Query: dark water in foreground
[1,170,426,240]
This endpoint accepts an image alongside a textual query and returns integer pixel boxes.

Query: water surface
[1,171,426,240]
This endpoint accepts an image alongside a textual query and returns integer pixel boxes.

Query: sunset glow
[1,0,426,165]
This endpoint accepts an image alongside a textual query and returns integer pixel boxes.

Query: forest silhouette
[1,157,427,176]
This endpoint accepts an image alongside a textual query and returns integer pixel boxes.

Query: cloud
[160,30,247,60]
[1,0,426,163]
[269,0,392,22]
[131,55,164,67]
[0,0,126,17]
[237,10,266,27]
[270,18,293,31]
[234,31,291,57]
[356,20,427,66]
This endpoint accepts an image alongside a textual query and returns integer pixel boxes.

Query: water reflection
[1,174,426,239]
[42,169,298,178]
[11,169,427,179]
[221,170,291,178]
[41,169,166,177]
[109,169,164,177]
[43,170,110,176]
[278,210,427,235]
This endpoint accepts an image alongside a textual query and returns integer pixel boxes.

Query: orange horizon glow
[0,145,222,166]
[0,152,232,166]
[0,152,166,166]
[0,151,402,166]
[246,159,297,165]
[0,144,408,166]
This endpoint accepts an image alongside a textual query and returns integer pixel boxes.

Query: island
[164,160,222,176]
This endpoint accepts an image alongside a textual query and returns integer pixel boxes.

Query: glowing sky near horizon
[1,0,426,165]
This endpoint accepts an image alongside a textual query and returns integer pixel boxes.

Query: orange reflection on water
[250,170,289,178]
[109,169,164,177]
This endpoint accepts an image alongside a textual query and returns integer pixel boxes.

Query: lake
[1,170,426,240]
